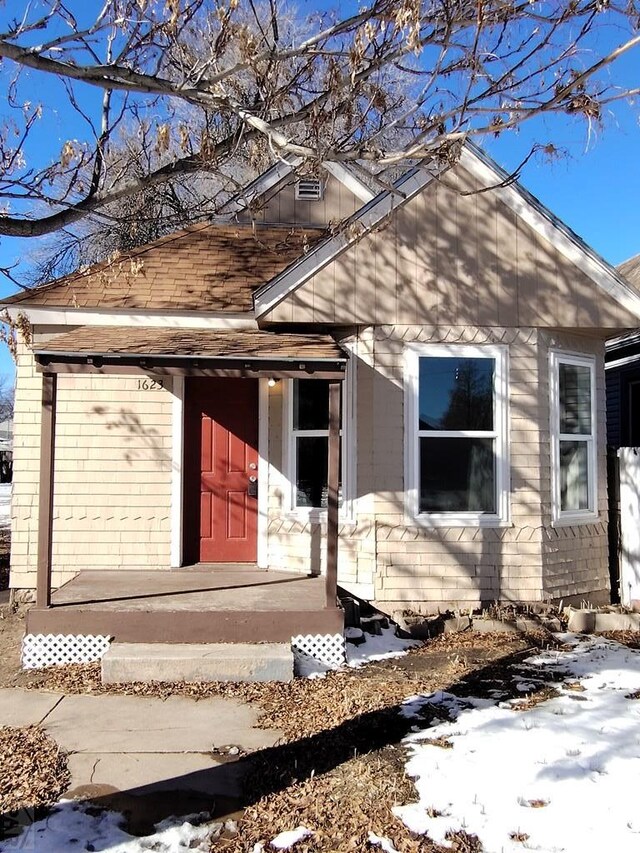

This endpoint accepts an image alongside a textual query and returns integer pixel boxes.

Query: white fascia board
[222,156,302,215]
[321,162,375,202]
[5,306,258,329]
[254,165,439,317]
[459,147,640,320]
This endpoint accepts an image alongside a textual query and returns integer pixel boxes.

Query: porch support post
[326,380,341,608]
[36,372,57,609]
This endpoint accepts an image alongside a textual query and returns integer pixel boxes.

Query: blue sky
[0,4,639,383]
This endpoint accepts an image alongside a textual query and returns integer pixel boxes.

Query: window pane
[420,437,495,512]
[559,364,591,435]
[418,357,494,430]
[560,440,589,511]
[296,436,328,508]
[293,380,329,430]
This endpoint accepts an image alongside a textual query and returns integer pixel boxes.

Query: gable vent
[295,178,323,201]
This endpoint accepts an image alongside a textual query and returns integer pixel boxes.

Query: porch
[26,568,344,643]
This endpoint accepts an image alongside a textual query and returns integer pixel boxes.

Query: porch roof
[34,326,348,377]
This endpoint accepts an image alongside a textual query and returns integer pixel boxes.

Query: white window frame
[283,361,355,521]
[549,350,598,525]
[404,343,510,527]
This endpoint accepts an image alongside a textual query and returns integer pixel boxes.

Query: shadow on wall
[271,163,611,606]
[91,403,172,469]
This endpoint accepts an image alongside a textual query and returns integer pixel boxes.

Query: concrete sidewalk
[0,687,282,803]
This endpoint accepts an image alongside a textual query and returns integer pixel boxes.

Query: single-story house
[4,144,640,671]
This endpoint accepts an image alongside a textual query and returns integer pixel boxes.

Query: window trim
[404,343,510,528]
[283,360,355,521]
[549,350,598,525]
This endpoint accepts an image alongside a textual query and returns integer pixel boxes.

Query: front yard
[2,617,640,852]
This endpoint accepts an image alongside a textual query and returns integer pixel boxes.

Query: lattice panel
[22,634,111,669]
[291,633,346,669]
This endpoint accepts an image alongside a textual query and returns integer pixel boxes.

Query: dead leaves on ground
[0,726,69,812]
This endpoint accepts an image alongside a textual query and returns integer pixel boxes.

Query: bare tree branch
[0,0,637,247]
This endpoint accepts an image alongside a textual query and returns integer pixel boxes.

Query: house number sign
[137,378,164,390]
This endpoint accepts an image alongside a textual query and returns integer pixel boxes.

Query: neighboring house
[0,417,12,482]
[605,254,640,448]
[4,143,640,662]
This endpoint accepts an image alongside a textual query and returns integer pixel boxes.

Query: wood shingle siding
[10,340,173,593]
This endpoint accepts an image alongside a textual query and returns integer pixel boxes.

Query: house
[603,255,640,606]
[0,416,12,482]
[4,144,640,675]
[605,253,640,448]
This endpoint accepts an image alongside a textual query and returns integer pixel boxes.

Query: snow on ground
[0,482,10,529]
[295,625,421,677]
[395,636,640,853]
[0,801,218,853]
[269,825,313,848]
[347,625,421,667]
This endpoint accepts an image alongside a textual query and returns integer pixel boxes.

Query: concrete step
[101,642,294,684]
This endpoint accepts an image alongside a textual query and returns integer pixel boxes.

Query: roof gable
[256,144,640,327]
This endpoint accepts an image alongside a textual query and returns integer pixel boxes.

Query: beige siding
[264,350,375,598]
[238,173,360,228]
[261,325,610,613]
[265,166,640,330]
[366,326,545,612]
[10,339,173,593]
[11,323,611,608]
[538,330,609,601]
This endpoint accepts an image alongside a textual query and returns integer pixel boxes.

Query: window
[405,344,509,525]
[627,380,640,445]
[286,377,352,514]
[550,352,597,522]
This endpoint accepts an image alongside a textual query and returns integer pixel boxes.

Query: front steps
[101,642,294,684]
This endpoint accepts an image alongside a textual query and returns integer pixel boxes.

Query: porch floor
[51,569,326,611]
[26,569,344,644]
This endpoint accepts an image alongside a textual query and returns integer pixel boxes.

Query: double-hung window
[550,352,597,522]
[405,344,509,525]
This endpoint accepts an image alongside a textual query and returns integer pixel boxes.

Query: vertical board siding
[264,166,640,330]
[238,173,360,227]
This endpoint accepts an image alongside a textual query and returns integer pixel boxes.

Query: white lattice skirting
[291,633,346,669]
[22,634,112,669]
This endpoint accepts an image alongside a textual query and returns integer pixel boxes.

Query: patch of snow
[347,626,421,667]
[400,690,492,720]
[293,649,331,678]
[515,681,538,692]
[368,831,400,852]
[0,801,219,853]
[394,637,640,852]
[269,826,313,849]
[0,482,10,529]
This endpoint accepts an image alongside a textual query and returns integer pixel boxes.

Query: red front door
[184,378,259,563]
